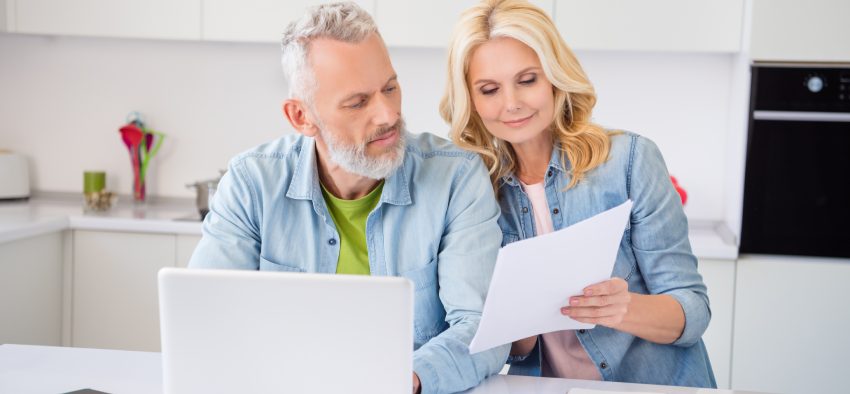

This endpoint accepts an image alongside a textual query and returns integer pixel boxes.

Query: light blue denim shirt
[501,132,716,388]
[188,132,509,394]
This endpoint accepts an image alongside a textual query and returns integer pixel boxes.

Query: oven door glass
[740,119,850,257]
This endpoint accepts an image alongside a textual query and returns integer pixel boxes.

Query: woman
[440,0,715,388]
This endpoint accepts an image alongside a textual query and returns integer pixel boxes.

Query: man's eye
[349,98,367,109]
[384,85,397,93]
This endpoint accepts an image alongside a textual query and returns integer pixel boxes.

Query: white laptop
[158,267,413,394]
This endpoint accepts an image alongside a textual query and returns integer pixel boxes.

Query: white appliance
[0,151,30,199]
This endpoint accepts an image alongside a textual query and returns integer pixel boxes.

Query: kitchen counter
[0,193,739,260]
[0,193,202,244]
[0,344,765,394]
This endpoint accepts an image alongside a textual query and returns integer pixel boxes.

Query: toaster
[0,151,31,200]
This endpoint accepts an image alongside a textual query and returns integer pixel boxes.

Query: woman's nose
[504,88,522,113]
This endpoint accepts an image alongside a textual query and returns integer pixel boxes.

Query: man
[188,2,508,393]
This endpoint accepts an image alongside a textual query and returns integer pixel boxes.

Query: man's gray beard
[318,118,407,180]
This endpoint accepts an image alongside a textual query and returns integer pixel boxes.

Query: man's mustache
[369,119,405,142]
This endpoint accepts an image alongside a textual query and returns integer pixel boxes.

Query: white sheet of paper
[469,200,633,354]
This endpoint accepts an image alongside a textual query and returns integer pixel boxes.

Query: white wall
[0,33,741,222]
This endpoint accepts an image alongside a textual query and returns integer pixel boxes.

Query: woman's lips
[502,113,535,128]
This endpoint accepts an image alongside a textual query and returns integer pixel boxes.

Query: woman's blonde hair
[440,0,611,192]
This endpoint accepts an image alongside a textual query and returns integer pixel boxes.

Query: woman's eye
[481,87,499,95]
[519,76,537,85]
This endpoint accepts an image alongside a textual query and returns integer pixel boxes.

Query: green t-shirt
[320,181,384,275]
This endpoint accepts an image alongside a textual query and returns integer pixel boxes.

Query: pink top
[521,181,602,380]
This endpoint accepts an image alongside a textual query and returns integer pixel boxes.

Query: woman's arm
[616,293,685,344]
[563,278,685,344]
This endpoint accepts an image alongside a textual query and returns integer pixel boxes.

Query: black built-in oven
[740,63,850,258]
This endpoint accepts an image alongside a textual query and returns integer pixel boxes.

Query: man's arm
[188,158,262,270]
[412,156,509,394]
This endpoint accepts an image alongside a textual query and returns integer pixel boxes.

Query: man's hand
[561,277,631,328]
[412,372,421,393]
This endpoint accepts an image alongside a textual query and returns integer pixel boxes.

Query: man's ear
[282,99,319,137]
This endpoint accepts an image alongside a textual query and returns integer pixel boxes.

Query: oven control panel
[753,64,850,111]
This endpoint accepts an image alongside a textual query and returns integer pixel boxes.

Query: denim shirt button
[521,207,528,214]
[328,238,337,246]
[600,362,608,369]
[578,329,586,334]
[553,208,560,214]
[547,170,553,177]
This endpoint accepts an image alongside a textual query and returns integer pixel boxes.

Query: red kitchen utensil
[119,113,165,202]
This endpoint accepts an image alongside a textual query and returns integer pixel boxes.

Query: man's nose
[372,91,400,127]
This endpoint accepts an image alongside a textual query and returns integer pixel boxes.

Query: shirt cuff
[413,356,441,394]
[668,289,711,347]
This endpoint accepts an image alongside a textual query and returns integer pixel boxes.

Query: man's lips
[369,127,398,143]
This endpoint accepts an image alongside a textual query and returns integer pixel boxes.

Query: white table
[0,344,765,394]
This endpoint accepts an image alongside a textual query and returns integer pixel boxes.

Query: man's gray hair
[281,2,378,104]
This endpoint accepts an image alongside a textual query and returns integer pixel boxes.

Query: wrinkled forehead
[307,33,397,101]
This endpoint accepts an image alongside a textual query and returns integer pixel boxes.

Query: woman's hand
[561,277,631,328]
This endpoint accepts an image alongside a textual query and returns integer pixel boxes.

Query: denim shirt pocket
[259,256,305,272]
[399,258,448,345]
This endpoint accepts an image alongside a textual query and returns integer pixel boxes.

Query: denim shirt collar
[500,143,568,188]
[285,135,412,206]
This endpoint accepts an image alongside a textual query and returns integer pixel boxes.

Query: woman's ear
[282,99,319,137]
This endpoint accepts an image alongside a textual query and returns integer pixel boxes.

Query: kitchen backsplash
[0,33,741,222]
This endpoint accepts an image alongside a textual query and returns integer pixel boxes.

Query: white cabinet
[375,0,554,48]
[0,232,63,346]
[554,0,744,53]
[202,0,375,43]
[176,234,201,268]
[697,259,735,390]
[3,0,752,53]
[72,230,176,352]
[375,0,477,48]
[732,256,850,394]
[751,0,850,62]
[12,0,201,40]
[1,0,9,31]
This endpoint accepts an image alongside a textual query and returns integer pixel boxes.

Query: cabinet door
[732,256,850,394]
[554,0,743,52]
[13,0,201,40]
[0,232,63,346]
[72,230,176,352]
[751,0,850,62]
[697,259,735,389]
[1,0,9,31]
[203,0,375,43]
[375,0,554,48]
[175,234,202,268]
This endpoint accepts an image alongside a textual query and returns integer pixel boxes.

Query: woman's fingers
[582,277,628,297]
[569,290,631,307]
[562,303,628,319]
